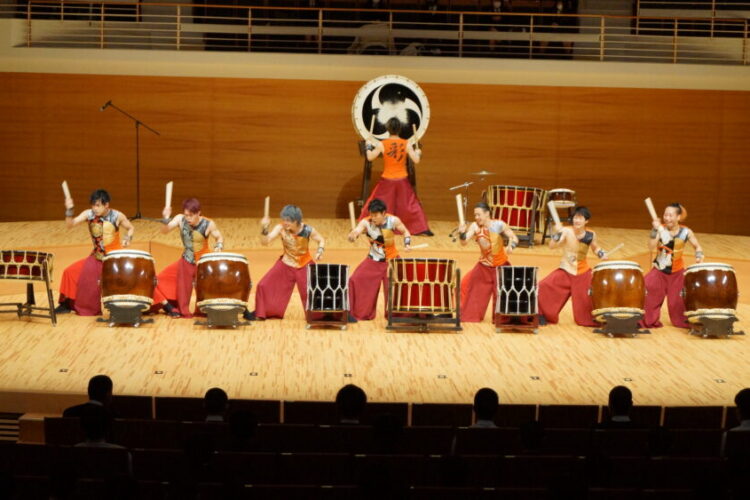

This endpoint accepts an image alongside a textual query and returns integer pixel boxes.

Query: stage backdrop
[1,72,748,235]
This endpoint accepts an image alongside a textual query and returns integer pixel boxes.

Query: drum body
[495,266,538,315]
[486,185,544,232]
[195,252,251,310]
[101,249,156,310]
[683,263,738,323]
[547,188,576,209]
[0,250,53,281]
[389,258,456,313]
[590,261,645,320]
[307,263,349,312]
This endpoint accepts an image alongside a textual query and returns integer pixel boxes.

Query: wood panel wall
[1,72,748,235]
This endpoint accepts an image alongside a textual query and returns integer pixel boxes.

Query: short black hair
[385,118,402,135]
[204,387,229,415]
[473,387,499,421]
[87,374,113,402]
[368,198,387,214]
[336,384,367,420]
[608,385,633,416]
[89,189,111,205]
[735,388,750,419]
[573,206,591,220]
[475,202,491,213]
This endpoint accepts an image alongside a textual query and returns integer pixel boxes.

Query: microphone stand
[101,101,160,220]
[448,181,473,242]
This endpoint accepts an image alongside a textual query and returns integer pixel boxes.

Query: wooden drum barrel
[195,252,251,311]
[389,258,456,314]
[683,263,738,323]
[590,261,645,321]
[101,249,156,311]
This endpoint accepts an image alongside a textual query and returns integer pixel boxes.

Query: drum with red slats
[389,258,457,313]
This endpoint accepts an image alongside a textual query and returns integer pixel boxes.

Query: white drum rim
[593,261,642,271]
[104,249,154,261]
[390,258,456,264]
[197,298,248,309]
[685,263,735,274]
[197,252,248,264]
[548,188,575,194]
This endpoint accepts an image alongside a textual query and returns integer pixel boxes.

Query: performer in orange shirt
[538,206,607,327]
[458,202,518,322]
[641,203,703,328]
[153,198,224,318]
[249,205,325,320]
[359,117,432,236]
[56,189,134,316]
[348,198,411,321]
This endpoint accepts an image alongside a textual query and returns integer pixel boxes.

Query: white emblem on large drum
[352,75,430,141]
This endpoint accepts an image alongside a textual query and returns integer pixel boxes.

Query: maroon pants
[538,268,597,327]
[58,255,103,316]
[359,177,430,234]
[460,262,508,323]
[641,267,688,328]
[254,258,309,319]
[349,257,388,321]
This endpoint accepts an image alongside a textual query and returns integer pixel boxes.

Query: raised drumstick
[607,243,624,256]
[61,180,71,200]
[455,194,465,227]
[644,197,659,221]
[368,115,375,139]
[264,196,270,219]
[348,201,356,230]
[547,200,561,227]
[412,124,419,145]
[165,181,173,208]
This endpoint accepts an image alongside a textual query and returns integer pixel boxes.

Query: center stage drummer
[248,205,325,320]
[538,206,606,327]
[359,118,432,236]
[641,202,703,329]
[153,197,225,319]
[348,198,411,321]
[458,202,518,322]
[56,189,134,316]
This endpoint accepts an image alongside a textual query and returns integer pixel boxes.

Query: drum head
[685,262,735,274]
[593,261,642,272]
[198,252,248,264]
[104,249,153,260]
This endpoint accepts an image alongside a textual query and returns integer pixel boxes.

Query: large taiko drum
[0,250,54,281]
[195,252,251,311]
[101,249,156,311]
[307,263,349,312]
[683,263,738,323]
[486,185,544,232]
[590,261,645,321]
[389,258,456,313]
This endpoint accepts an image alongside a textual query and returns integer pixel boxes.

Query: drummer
[56,189,134,316]
[458,202,518,322]
[538,206,607,327]
[153,198,225,319]
[247,205,325,320]
[348,198,411,321]
[359,117,432,236]
[641,202,703,328]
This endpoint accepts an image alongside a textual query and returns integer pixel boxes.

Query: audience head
[735,388,750,421]
[336,384,367,423]
[87,374,113,404]
[473,388,499,422]
[204,387,229,417]
[608,385,633,417]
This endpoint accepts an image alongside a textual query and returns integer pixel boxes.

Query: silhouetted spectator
[63,374,116,418]
[596,385,636,429]
[336,384,367,424]
[204,387,229,422]
[471,388,499,428]
[227,410,258,451]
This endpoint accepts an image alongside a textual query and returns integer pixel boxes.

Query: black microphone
[100,100,112,111]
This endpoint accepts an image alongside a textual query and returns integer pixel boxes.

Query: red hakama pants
[254,258,309,319]
[152,258,197,318]
[538,268,597,327]
[460,261,509,323]
[58,255,103,316]
[359,177,430,234]
[349,257,389,321]
[641,267,688,328]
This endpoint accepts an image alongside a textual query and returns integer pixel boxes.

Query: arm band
[214,242,224,252]
[510,241,518,250]
[597,249,605,258]
[404,236,411,246]
[695,251,704,260]
[316,247,325,257]
[552,232,562,242]
[650,229,658,239]
[65,207,75,217]
[459,232,467,241]
[261,227,269,236]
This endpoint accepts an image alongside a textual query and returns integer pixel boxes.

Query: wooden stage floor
[0,219,748,414]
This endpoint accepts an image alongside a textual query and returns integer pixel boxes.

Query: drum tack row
[0,250,741,337]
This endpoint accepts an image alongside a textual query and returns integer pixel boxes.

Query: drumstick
[607,243,624,256]
[409,243,429,250]
[368,115,375,139]
[546,200,561,226]
[61,180,71,199]
[348,201,356,230]
[455,194,465,227]
[412,124,419,145]
[644,197,659,221]
[165,181,173,208]
[264,196,270,219]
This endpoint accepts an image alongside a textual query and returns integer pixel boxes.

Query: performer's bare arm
[503,225,519,254]
[117,213,135,247]
[160,209,182,234]
[548,223,567,249]
[207,221,224,251]
[311,229,325,261]
[348,218,369,242]
[407,142,422,164]
[365,140,383,162]
[261,224,282,246]
[459,222,477,247]
[64,197,89,229]
[590,232,608,260]
[648,219,662,252]
[687,229,704,263]
[393,216,412,251]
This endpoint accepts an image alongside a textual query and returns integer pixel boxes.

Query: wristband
[123,235,132,244]
[65,207,75,217]
[214,242,224,252]
[404,236,411,247]
[650,228,658,239]
[459,232,467,241]
[261,226,269,236]
[552,232,562,242]
[316,247,325,257]
[510,241,518,250]
[597,249,605,258]
[695,251,704,260]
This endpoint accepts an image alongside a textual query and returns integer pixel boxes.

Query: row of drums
[501,260,739,325]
